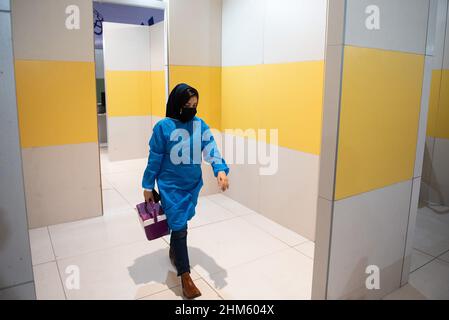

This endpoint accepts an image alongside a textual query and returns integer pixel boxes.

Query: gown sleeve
[142,123,166,190]
[201,120,230,177]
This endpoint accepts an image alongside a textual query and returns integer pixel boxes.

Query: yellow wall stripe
[222,61,324,155]
[15,60,98,148]
[427,70,442,138]
[427,69,449,140]
[169,65,222,130]
[335,46,424,200]
[261,61,323,154]
[105,70,152,117]
[151,71,167,117]
[222,65,263,139]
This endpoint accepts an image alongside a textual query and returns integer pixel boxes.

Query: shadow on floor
[127,246,227,299]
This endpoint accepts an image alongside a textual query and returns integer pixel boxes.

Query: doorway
[92,0,168,215]
[401,0,449,300]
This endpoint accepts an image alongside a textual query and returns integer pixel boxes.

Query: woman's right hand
[143,190,154,203]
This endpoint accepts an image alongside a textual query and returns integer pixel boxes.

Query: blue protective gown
[142,116,229,231]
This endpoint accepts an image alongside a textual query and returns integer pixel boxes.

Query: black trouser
[170,225,190,276]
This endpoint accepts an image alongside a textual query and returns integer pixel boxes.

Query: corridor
[29,149,315,300]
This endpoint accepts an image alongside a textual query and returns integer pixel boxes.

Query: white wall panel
[431,138,449,205]
[11,0,94,62]
[22,143,102,228]
[222,134,261,211]
[318,45,344,200]
[222,0,264,66]
[327,180,412,299]
[444,1,449,69]
[108,116,152,161]
[414,56,434,178]
[0,0,9,10]
[263,0,327,64]
[169,0,222,66]
[103,22,151,71]
[401,177,421,286]
[345,0,429,54]
[0,10,35,296]
[150,21,165,71]
[259,146,319,241]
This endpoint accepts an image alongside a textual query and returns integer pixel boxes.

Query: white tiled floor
[413,206,449,257]
[384,206,449,300]
[29,227,55,265]
[410,249,434,272]
[203,248,313,300]
[33,262,65,300]
[27,150,449,300]
[29,150,314,300]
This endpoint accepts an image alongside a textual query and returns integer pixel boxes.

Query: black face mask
[179,107,197,123]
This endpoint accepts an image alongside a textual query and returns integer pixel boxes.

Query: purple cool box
[136,201,170,241]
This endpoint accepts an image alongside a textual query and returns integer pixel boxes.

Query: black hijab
[166,83,199,120]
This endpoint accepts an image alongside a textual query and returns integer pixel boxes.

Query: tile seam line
[205,194,260,216]
[53,238,154,263]
[418,247,449,261]
[189,215,293,248]
[413,247,438,258]
[189,215,247,230]
[292,246,314,260]
[47,227,68,300]
[136,281,188,300]
[201,277,225,300]
[0,281,34,292]
[239,214,311,247]
[204,197,309,247]
[105,180,138,211]
[102,168,147,175]
[199,245,299,279]
[409,254,435,273]
[137,278,224,301]
[435,250,449,264]
[436,248,449,260]
[239,217,310,248]
[411,252,449,275]
[32,259,57,268]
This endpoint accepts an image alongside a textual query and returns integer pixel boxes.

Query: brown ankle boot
[169,247,176,269]
[181,272,201,299]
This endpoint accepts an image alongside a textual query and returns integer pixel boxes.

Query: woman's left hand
[217,172,229,192]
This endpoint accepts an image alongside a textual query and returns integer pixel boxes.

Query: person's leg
[169,225,201,299]
[169,225,190,276]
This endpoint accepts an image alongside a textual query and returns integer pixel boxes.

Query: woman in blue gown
[142,83,229,299]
